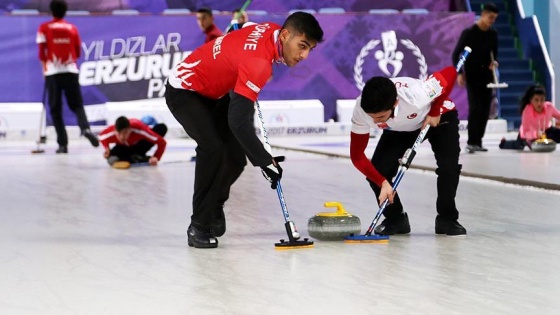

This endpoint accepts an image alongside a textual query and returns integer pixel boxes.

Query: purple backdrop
[0,12,474,124]
[4,0,466,13]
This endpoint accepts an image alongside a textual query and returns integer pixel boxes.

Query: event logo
[354,30,428,90]
[78,33,191,98]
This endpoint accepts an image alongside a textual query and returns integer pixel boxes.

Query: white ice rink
[1,135,560,314]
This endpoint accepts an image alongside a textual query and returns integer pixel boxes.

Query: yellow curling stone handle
[315,201,351,217]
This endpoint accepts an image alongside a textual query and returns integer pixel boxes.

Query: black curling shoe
[435,215,467,236]
[83,129,99,147]
[187,225,218,248]
[212,206,226,237]
[374,212,411,235]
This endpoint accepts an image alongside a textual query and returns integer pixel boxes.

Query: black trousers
[368,110,462,221]
[165,84,247,230]
[466,71,493,146]
[109,123,167,161]
[45,73,91,146]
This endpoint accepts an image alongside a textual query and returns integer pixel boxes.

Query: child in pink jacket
[500,84,560,150]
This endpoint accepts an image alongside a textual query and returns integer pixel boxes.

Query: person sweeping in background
[500,84,560,150]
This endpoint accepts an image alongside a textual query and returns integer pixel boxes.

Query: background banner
[0,12,474,124]
[2,0,467,14]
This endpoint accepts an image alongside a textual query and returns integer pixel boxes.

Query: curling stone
[307,201,361,241]
[531,136,556,153]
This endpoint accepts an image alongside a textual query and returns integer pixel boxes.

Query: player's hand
[261,156,284,189]
[149,156,159,166]
[103,148,110,158]
[456,73,465,87]
[422,115,440,129]
[379,180,394,205]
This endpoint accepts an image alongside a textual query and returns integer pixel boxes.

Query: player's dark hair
[360,76,397,113]
[50,0,67,18]
[281,12,324,43]
[115,116,130,132]
[197,7,213,16]
[520,84,546,114]
[482,2,499,14]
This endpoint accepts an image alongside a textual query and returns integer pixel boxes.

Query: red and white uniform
[168,22,282,101]
[351,72,454,133]
[204,24,223,43]
[98,119,167,160]
[36,18,81,76]
[350,67,457,186]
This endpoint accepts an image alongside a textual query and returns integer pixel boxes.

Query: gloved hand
[261,156,285,189]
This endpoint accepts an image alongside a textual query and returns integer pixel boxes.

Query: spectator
[196,7,222,43]
[500,84,560,150]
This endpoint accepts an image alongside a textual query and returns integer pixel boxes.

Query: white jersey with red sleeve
[168,22,282,101]
[351,74,455,133]
[36,18,81,76]
[98,119,167,160]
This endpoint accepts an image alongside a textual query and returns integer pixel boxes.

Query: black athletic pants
[368,110,462,221]
[109,123,167,161]
[45,73,91,146]
[466,71,493,147]
[165,84,247,231]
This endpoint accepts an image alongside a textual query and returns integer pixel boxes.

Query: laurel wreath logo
[354,38,428,91]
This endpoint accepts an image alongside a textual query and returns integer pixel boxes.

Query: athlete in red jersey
[36,0,98,154]
[98,117,167,166]
[166,12,324,248]
[196,7,223,43]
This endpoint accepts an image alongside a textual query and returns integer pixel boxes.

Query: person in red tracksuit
[98,116,167,167]
[350,66,467,237]
[196,7,223,44]
[165,12,324,248]
[36,0,98,154]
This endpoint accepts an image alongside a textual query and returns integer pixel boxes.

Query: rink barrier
[0,98,506,140]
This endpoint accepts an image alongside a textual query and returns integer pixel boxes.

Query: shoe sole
[188,237,218,248]
[436,230,467,237]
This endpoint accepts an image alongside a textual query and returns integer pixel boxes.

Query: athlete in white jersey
[350,66,467,236]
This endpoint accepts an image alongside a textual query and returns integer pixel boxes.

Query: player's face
[531,94,546,113]
[480,11,498,29]
[117,128,132,144]
[196,13,213,31]
[280,29,318,67]
[367,100,398,124]
[368,110,393,124]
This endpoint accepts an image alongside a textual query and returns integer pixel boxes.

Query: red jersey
[98,119,167,160]
[36,18,81,76]
[204,24,223,43]
[168,22,282,101]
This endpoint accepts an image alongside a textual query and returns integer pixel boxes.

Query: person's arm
[136,124,167,161]
[546,102,560,121]
[520,106,538,140]
[452,29,469,86]
[350,132,384,186]
[427,66,455,117]
[36,25,47,73]
[74,25,82,59]
[228,92,272,166]
[229,58,274,167]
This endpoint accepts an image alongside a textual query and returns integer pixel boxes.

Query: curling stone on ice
[531,135,557,153]
[307,201,361,241]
